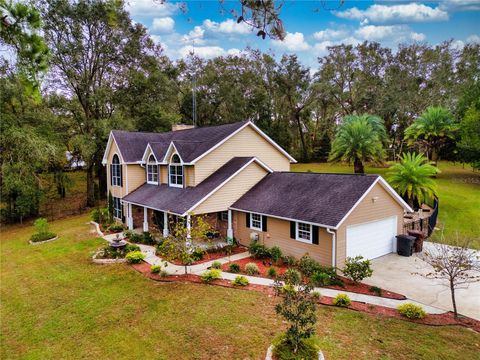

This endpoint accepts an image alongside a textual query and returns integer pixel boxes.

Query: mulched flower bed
[166,245,248,266]
[222,257,405,300]
[130,261,480,333]
[222,257,290,277]
[325,275,406,300]
[99,224,124,235]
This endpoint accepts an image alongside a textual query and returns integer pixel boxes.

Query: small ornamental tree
[343,255,373,283]
[418,233,480,317]
[273,271,319,356]
[156,214,214,274]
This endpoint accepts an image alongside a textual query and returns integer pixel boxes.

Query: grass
[1,215,480,359]
[292,161,480,249]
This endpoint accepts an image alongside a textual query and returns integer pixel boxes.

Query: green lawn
[1,215,479,359]
[292,162,480,249]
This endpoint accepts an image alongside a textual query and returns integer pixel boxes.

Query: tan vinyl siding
[185,165,195,187]
[335,182,405,268]
[160,165,168,184]
[106,139,125,199]
[127,164,146,193]
[194,125,291,185]
[191,162,268,214]
[234,212,333,266]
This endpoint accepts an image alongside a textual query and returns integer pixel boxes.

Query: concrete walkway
[96,226,447,315]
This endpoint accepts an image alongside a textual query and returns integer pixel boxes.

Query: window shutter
[119,164,123,187]
[312,226,319,245]
[217,212,222,220]
[290,221,296,239]
[262,216,267,232]
[110,164,113,186]
[246,213,250,228]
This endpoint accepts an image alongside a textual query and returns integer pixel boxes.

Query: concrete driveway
[363,243,480,320]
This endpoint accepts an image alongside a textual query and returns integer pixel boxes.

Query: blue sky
[127,1,480,68]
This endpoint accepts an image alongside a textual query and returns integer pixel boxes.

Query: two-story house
[102,120,412,267]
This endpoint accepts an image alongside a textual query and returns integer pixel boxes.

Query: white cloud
[179,45,230,59]
[203,19,251,35]
[466,34,480,43]
[152,17,175,33]
[272,32,311,51]
[334,3,448,24]
[354,25,426,42]
[451,39,465,50]
[439,0,480,11]
[182,26,205,45]
[126,0,178,17]
[313,29,348,41]
[227,48,242,56]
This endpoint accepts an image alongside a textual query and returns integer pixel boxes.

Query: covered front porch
[123,202,235,244]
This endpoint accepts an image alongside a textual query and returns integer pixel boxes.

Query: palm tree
[404,107,458,162]
[329,114,388,174]
[387,152,440,208]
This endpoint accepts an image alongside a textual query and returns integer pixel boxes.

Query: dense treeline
[1,0,479,223]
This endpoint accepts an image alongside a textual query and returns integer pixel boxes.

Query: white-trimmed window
[296,222,312,244]
[220,211,228,221]
[111,154,122,186]
[169,154,183,188]
[250,213,262,231]
[147,155,158,184]
[113,197,123,219]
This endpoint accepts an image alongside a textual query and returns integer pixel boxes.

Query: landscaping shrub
[249,241,270,259]
[369,286,382,295]
[232,275,249,286]
[312,291,321,300]
[273,334,320,360]
[125,251,145,264]
[160,270,169,278]
[311,272,331,287]
[270,246,282,263]
[124,230,142,243]
[201,269,222,283]
[298,254,322,277]
[211,261,222,269]
[284,268,302,285]
[90,208,101,223]
[245,262,260,275]
[191,247,205,261]
[151,264,161,274]
[142,232,156,245]
[397,303,426,319]
[30,218,56,242]
[281,255,297,267]
[333,293,351,307]
[228,263,241,273]
[267,266,277,278]
[107,223,124,233]
[125,244,140,253]
[343,256,373,283]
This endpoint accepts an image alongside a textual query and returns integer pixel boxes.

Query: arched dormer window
[169,153,183,188]
[147,155,158,185]
[110,154,122,186]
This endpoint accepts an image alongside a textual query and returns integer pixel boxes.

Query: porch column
[162,211,169,237]
[127,203,133,230]
[143,207,148,232]
[186,214,192,248]
[227,209,233,244]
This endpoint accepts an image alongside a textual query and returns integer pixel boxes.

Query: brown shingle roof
[123,157,258,214]
[112,121,248,163]
[231,172,379,228]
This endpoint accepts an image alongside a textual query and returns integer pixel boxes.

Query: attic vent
[172,124,195,132]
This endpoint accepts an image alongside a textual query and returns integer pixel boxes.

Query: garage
[346,216,398,260]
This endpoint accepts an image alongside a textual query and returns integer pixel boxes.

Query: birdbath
[110,233,127,249]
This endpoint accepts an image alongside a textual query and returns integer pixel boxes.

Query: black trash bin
[396,235,415,257]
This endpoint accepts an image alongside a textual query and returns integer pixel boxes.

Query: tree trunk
[86,164,95,207]
[450,280,458,317]
[431,147,438,163]
[353,157,364,174]
[294,111,308,161]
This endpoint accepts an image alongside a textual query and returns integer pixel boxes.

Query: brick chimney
[172,124,195,132]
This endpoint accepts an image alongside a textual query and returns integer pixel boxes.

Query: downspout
[327,228,336,269]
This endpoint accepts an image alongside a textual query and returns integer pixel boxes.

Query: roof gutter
[326,228,336,269]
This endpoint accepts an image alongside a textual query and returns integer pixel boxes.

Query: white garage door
[346,216,398,260]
